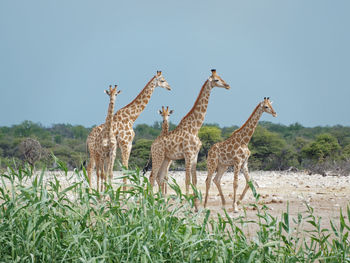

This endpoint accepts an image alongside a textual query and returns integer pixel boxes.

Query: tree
[221,125,239,139]
[198,126,222,160]
[293,137,310,165]
[249,126,295,170]
[19,138,42,167]
[134,124,160,140]
[54,135,62,144]
[342,144,350,160]
[72,125,89,140]
[13,121,43,138]
[129,139,153,168]
[301,133,341,162]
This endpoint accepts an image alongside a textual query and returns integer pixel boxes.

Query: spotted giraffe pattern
[149,70,230,200]
[88,85,121,192]
[204,97,277,212]
[87,124,103,188]
[112,71,171,189]
[151,106,173,193]
[86,71,171,190]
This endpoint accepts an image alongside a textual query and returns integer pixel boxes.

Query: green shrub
[0,160,349,262]
[302,133,341,162]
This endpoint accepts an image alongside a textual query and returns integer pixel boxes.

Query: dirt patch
[165,171,350,231]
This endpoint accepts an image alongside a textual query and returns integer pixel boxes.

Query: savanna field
[2,0,350,261]
[0,161,349,262]
[0,122,350,262]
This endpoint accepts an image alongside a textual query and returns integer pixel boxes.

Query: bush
[249,126,297,170]
[302,133,341,162]
[198,126,222,159]
[129,139,153,168]
[0,161,349,262]
[196,161,207,171]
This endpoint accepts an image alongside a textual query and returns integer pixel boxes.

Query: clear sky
[1,0,349,128]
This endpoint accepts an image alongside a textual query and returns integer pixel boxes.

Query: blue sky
[1,0,349,128]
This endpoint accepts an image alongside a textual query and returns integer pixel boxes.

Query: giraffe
[149,69,230,198]
[150,106,173,193]
[158,106,173,137]
[92,85,121,192]
[86,71,171,189]
[204,97,277,212]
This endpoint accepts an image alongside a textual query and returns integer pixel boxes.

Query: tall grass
[0,161,349,262]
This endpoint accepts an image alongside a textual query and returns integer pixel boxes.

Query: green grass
[0,160,349,262]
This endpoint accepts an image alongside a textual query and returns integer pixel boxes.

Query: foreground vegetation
[0,162,349,262]
[1,120,350,174]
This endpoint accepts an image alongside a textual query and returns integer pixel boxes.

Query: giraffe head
[158,106,174,122]
[208,69,230,89]
[104,84,122,98]
[261,97,277,117]
[154,70,171,91]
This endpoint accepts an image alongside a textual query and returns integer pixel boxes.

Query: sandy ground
[3,169,350,233]
[157,170,350,233]
[166,170,350,218]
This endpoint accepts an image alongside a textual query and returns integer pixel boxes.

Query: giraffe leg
[157,158,171,194]
[183,151,199,195]
[232,164,242,213]
[149,171,156,187]
[204,164,216,208]
[204,149,218,208]
[184,158,192,195]
[163,160,172,195]
[96,160,100,193]
[238,160,250,205]
[189,155,200,211]
[150,150,164,191]
[120,141,132,190]
[213,165,228,207]
[103,161,108,192]
[87,154,95,188]
[100,161,106,192]
[108,147,117,185]
[190,155,198,189]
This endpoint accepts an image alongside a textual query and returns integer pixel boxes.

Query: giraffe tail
[142,154,152,176]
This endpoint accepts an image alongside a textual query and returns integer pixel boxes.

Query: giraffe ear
[169,110,174,115]
[158,110,162,115]
[208,77,213,81]
[117,90,122,95]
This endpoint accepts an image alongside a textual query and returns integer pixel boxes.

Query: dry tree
[19,138,42,167]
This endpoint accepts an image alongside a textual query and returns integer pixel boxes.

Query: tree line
[0,120,349,174]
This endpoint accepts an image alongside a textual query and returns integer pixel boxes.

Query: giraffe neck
[175,80,211,134]
[105,95,116,139]
[115,76,156,123]
[232,104,263,143]
[160,120,169,136]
